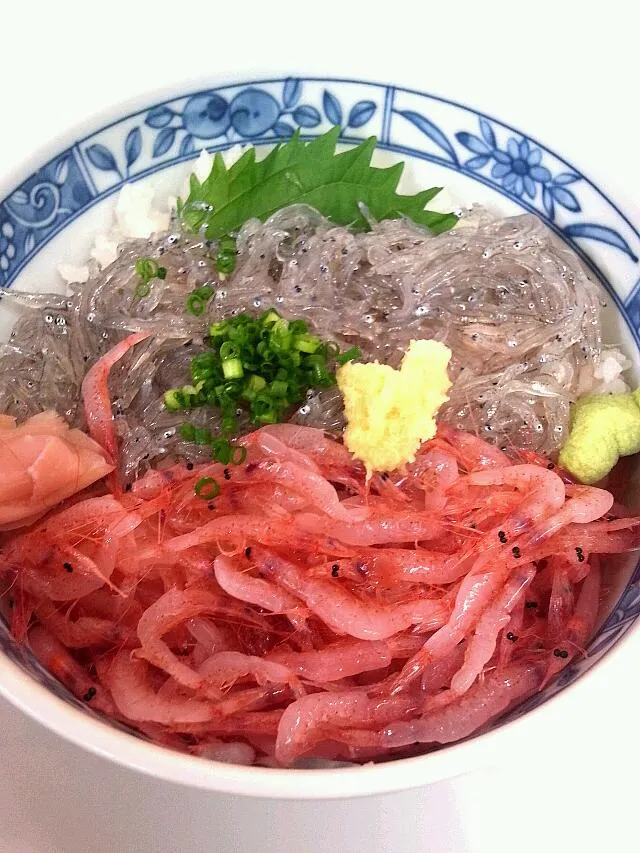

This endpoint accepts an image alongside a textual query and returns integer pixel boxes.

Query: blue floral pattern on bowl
[0,76,639,734]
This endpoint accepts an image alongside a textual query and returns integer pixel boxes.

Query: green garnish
[186,284,215,316]
[194,477,220,500]
[165,309,357,436]
[336,346,362,365]
[178,127,457,240]
[178,429,248,465]
[134,257,167,298]
[215,235,237,276]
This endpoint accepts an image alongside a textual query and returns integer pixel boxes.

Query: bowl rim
[1,72,639,798]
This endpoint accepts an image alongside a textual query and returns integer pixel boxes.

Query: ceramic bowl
[0,75,638,798]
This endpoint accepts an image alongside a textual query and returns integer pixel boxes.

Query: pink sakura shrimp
[0,404,632,768]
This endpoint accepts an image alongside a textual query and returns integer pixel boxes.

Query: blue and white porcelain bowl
[0,76,638,798]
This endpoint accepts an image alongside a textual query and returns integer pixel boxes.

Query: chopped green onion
[194,477,220,500]
[215,235,237,276]
[231,445,247,464]
[163,380,205,411]
[181,381,205,397]
[262,309,281,326]
[134,258,167,297]
[209,320,229,338]
[179,423,196,442]
[164,390,183,412]
[293,334,320,353]
[246,374,267,393]
[211,438,232,464]
[253,394,275,416]
[167,307,349,441]
[194,427,212,445]
[222,380,241,397]
[185,284,214,315]
[218,235,236,254]
[186,295,206,316]
[193,284,214,300]
[336,346,362,365]
[222,358,244,379]
[219,341,240,360]
[222,412,237,433]
[270,379,288,398]
[134,258,159,280]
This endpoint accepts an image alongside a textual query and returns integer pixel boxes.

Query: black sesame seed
[294,285,302,294]
[245,547,252,559]
[547,462,555,470]
[223,468,231,481]
[553,648,569,659]
[506,632,518,642]
[525,600,538,609]
[63,562,73,573]
[207,503,215,511]
[511,546,521,559]
[575,547,585,563]
[83,687,97,702]
[186,462,194,471]
[380,472,390,481]
[331,564,340,578]
[498,531,507,544]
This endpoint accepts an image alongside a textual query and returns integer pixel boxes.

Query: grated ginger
[337,339,451,477]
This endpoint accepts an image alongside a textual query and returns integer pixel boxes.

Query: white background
[1,2,639,851]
